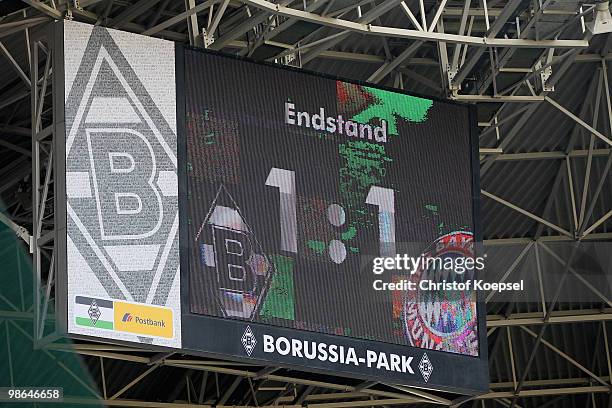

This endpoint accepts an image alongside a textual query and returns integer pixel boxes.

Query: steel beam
[244,0,331,57]
[110,0,163,29]
[0,41,31,88]
[451,0,522,86]
[452,95,544,102]
[539,242,612,308]
[485,242,533,303]
[110,364,160,400]
[545,96,612,147]
[480,104,540,175]
[207,0,231,37]
[0,139,31,157]
[142,0,217,36]
[300,0,405,65]
[185,0,201,46]
[367,41,422,83]
[487,310,612,327]
[492,149,611,161]
[0,212,31,247]
[400,1,423,31]
[21,0,63,19]
[508,242,580,408]
[428,0,449,32]
[239,0,587,49]
[520,326,612,391]
[210,0,294,51]
[481,190,573,237]
[477,386,610,399]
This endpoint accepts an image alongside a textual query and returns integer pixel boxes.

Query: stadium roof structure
[0,0,611,407]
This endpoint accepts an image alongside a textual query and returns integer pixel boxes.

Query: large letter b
[86,129,162,240]
[212,226,255,293]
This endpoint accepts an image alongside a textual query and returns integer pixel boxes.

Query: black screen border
[178,45,488,394]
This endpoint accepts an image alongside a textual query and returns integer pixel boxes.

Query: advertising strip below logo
[113,301,173,338]
[74,296,173,339]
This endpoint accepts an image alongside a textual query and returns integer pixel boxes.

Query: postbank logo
[114,301,173,338]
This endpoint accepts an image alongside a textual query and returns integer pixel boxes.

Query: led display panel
[56,20,487,393]
[180,48,487,392]
[59,20,181,348]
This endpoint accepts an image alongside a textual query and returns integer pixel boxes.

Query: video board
[58,20,181,348]
[56,20,488,393]
[179,49,487,392]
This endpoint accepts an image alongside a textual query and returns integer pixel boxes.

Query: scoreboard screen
[180,48,486,391]
[57,20,487,394]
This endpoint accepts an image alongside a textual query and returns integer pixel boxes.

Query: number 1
[266,168,297,253]
[366,186,396,256]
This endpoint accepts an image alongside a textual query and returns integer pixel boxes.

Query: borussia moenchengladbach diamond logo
[64,23,179,307]
[419,353,433,382]
[88,300,101,326]
[241,326,257,356]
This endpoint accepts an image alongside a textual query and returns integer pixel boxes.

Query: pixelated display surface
[185,51,479,356]
[63,20,181,347]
